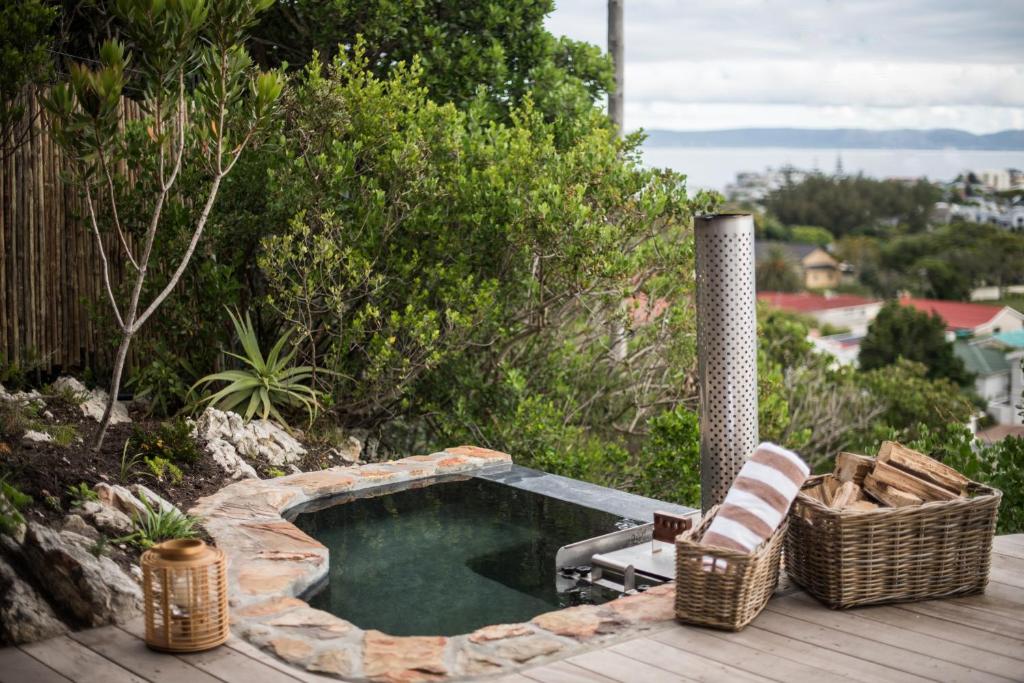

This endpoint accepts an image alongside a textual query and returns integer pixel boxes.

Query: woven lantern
[141,539,229,652]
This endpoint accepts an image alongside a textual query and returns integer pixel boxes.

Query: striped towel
[702,442,809,562]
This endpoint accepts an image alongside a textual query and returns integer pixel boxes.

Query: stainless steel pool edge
[476,465,698,525]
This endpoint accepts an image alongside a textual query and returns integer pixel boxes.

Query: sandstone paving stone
[486,634,565,663]
[605,586,676,623]
[362,631,448,683]
[308,648,355,678]
[467,622,533,644]
[234,596,308,619]
[269,636,315,662]
[531,605,621,639]
[453,649,504,677]
[443,445,511,461]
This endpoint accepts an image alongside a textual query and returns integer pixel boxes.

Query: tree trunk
[94,329,133,449]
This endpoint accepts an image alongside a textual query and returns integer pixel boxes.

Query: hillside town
[739,165,1024,437]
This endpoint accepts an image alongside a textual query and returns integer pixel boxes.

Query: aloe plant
[192,309,321,426]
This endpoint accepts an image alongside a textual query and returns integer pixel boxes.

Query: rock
[20,523,141,626]
[130,484,175,514]
[42,410,55,420]
[323,428,363,465]
[94,483,147,518]
[55,377,131,425]
[51,376,88,397]
[1,387,45,409]
[77,501,134,536]
[22,429,53,444]
[207,438,259,480]
[61,514,100,540]
[0,553,68,644]
[196,408,303,478]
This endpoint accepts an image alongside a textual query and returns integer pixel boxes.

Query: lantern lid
[152,538,209,561]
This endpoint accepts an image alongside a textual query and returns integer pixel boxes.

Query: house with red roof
[757,292,882,335]
[897,296,1024,338]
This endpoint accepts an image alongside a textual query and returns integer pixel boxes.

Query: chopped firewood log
[864,473,924,507]
[871,460,959,502]
[830,481,861,508]
[834,452,874,485]
[821,475,841,505]
[876,441,968,495]
[802,483,825,503]
[845,500,879,512]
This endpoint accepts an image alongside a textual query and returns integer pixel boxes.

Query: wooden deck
[3,535,1022,683]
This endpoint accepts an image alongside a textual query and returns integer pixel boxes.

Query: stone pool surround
[191,446,679,683]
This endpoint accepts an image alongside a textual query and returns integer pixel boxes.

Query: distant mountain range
[643,128,1024,151]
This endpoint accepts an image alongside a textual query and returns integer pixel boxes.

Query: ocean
[639,146,1024,193]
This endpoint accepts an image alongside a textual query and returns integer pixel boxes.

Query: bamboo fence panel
[0,86,144,375]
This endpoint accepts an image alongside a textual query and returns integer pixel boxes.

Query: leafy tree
[43,0,284,447]
[0,0,57,152]
[757,307,974,469]
[789,225,834,246]
[756,246,802,292]
[859,301,970,385]
[257,46,718,468]
[876,222,1024,299]
[765,174,940,236]
[247,0,612,121]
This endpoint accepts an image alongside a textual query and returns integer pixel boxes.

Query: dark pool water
[293,477,637,636]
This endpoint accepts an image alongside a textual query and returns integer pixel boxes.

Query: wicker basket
[675,505,788,631]
[786,474,1001,609]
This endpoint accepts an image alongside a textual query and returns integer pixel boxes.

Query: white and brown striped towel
[702,442,809,557]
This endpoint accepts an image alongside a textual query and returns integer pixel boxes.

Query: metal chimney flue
[694,214,759,512]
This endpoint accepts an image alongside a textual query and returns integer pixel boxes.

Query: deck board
[0,646,73,683]
[648,626,849,682]
[20,635,150,683]
[69,625,223,683]
[1,534,1021,682]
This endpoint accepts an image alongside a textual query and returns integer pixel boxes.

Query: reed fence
[1,86,143,376]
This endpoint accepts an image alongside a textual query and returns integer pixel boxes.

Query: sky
[545,0,1024,133]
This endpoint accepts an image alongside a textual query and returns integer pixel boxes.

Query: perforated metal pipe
[695,214,759,512]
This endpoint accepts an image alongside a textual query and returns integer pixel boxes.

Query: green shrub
[0,477,31,536]
[133,418,202,467]
[191,309,321,427]
[46,424,78,447]
[127,352,196,418]
[67,481,99,508]
[122,497,199,549]
[904,426,1024,534]
[144,456,183,485]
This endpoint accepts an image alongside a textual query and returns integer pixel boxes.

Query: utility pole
[608,0,624,138]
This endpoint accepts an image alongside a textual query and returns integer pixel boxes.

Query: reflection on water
[294,478,637,636]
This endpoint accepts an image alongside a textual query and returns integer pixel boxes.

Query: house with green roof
[958,339,1023,425]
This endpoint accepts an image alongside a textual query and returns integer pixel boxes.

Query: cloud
[546,0,1024,132]
[627,61,1024,108]
[626,103,1024,134]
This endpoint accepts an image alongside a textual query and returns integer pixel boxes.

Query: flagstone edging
[191,446,678,682]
